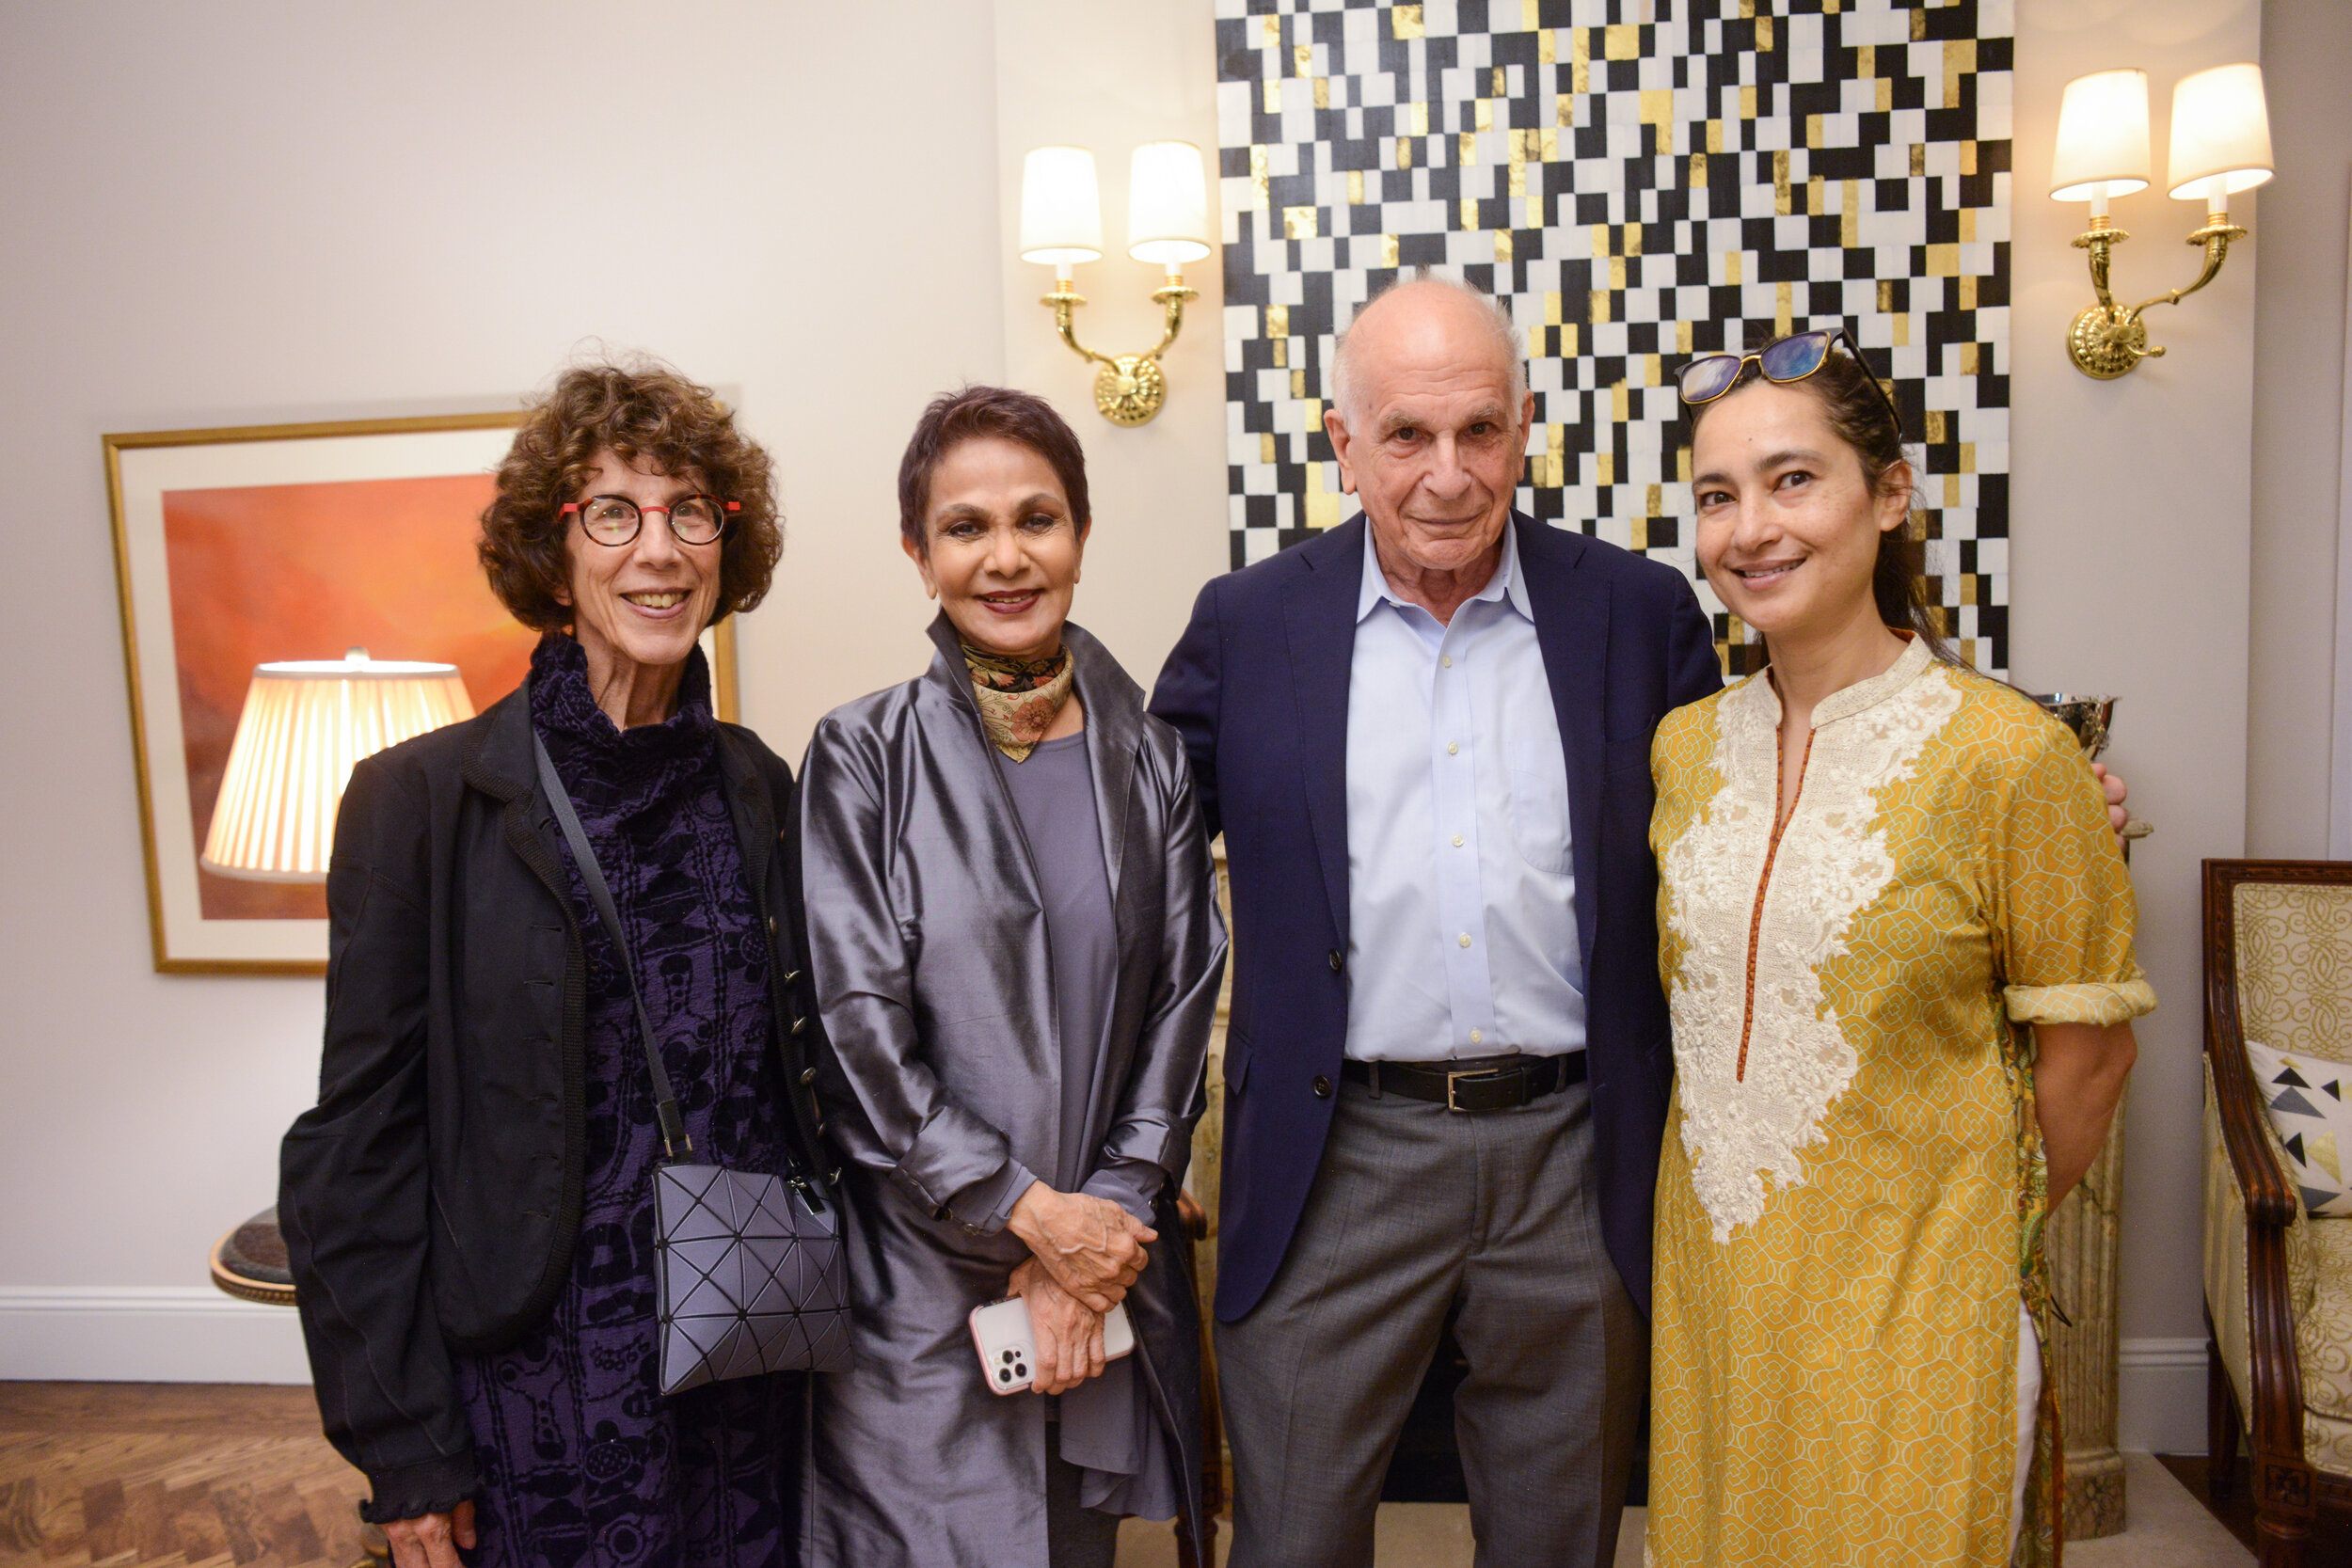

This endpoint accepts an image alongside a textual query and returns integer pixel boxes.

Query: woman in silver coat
[798,386,1227,1566]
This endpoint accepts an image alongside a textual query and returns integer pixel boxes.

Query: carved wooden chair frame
[2203,858,2352,1564]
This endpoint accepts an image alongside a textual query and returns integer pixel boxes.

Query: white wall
[2012,0,2263,1451]
[2248,0,2352,857]
[0,0,1008,1378]
[992,4,1231,684]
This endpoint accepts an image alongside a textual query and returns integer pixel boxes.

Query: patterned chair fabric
[2233,881,2352,1065]
[2204,866,2352,1546]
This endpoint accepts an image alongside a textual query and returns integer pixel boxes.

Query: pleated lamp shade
[200,649,474,881]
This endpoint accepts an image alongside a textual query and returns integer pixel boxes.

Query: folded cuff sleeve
[2005,975,2157,1027]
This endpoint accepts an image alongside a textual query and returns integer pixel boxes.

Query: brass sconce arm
[2067,210,2246,379]
[1042,274,1198,426]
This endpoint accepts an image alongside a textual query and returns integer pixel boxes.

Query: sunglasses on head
[1673,328,1904,440]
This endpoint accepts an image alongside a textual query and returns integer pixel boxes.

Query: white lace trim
[1664,644,1963,1242]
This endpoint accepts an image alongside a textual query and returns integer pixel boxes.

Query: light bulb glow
[2167,62,2274,200]
[1020,146,1104,267]
[2050,70,2151,203]
[1126,141,1212,266]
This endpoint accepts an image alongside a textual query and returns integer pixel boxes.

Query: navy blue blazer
[1148,513,1724,1323]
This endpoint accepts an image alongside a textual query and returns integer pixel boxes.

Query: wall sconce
[1019,141,1212,425]
[2051,63,2274,379]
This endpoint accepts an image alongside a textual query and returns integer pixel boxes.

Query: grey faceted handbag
[534,733,852,1394]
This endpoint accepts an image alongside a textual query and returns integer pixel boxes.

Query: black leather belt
[1342,1052,1586,1113]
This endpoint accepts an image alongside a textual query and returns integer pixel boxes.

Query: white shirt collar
[1355,515,1531,626]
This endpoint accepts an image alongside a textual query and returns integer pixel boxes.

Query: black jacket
[278,677,829,1522]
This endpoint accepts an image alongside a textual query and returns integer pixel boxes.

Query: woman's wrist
[1005,1180,1055,1247]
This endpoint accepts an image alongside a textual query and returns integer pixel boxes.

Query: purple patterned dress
[453,634,802,1568]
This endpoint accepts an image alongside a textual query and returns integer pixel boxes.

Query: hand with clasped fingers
[381,1501,475,1568]
[1010,1257,1108,1394]
[1004,1182,1154,1312]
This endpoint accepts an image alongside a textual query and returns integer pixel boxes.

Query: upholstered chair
[2204,859,2352,1565]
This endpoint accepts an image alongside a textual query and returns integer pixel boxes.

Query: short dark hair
[1685,331,1954,670]
[478,361,783,632]
[897,386,1090,555]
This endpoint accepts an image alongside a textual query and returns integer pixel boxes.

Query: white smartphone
[968,1294,1136,1395]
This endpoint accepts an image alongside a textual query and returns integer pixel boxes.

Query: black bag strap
[532,729,692,1160]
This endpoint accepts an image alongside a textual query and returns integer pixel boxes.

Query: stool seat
[209,1206,296,1307]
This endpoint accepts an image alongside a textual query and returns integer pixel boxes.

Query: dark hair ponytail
[1687,333,1956,672]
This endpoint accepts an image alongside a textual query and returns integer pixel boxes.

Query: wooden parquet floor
[0,1384,370,1568]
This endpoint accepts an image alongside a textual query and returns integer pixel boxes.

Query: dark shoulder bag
[533,732,852,1392]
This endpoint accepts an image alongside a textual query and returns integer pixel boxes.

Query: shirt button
[1442,655,1454,668]
[1447,741,1460,755]
[1470,1029,1484,1044]
[1458,932,1472,948]
[1311,1075,1333,1100]
[1452,834,1464,847]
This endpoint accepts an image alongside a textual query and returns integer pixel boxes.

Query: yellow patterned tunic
[1645,639,2153,1568]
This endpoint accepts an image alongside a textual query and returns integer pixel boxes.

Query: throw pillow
[2246,1038,2352,1218]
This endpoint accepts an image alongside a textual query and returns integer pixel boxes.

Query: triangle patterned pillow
[2247,1038,2352,1217]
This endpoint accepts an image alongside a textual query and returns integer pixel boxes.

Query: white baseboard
[0,1289,2229,1452]
[0,1287,311,1384]
[2120,1336,2209,1454]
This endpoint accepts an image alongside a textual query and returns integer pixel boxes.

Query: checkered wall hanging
[1215,0,2013,675]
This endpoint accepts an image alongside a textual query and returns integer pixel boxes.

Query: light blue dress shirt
[1343,523,1586,1062]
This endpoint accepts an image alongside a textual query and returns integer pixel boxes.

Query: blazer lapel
[713,726,775,900]
[1279,518,1365,951]
[1517,515,1608,978]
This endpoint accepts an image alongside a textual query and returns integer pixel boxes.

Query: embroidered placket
[1735,731,1815,1083]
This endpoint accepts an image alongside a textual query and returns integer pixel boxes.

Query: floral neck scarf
[962,642,1075,762]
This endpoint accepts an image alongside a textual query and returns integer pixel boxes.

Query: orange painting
[163,474,535,919]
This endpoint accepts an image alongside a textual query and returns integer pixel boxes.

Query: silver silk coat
[796,615,1227,1566]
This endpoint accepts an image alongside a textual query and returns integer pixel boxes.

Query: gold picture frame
[106,411,741,974]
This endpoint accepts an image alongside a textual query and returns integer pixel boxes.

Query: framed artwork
[106,412,741,974]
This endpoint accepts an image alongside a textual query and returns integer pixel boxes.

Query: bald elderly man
[1149,275,1720,1565]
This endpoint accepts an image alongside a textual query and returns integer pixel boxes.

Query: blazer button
[799,1067,816,1085]
[1327,949,1343,974]
[1311,1074,1333,1099]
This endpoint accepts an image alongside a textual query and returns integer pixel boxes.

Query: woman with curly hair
[280,360,827,1568]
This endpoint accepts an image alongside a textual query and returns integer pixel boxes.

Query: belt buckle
[1445,1067,1505,1113]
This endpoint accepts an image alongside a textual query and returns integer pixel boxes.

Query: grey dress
[798,616,1227,1566]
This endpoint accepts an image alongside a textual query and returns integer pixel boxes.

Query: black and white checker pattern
[1216,0,2012,674]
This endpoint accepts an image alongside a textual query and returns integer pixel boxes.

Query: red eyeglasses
[560,494,739,546]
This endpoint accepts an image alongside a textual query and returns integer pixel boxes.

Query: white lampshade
[2049,70,2151,202]
[1126,140,1212,267]
[1019,146,1104,266]
[2167,62,2274,200]
[200,649,474,881]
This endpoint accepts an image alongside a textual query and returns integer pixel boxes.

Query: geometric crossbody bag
[532,732,853,1392]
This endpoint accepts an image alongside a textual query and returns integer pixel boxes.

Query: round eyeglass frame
[1672,327,1904,440]
[558,494,739,546]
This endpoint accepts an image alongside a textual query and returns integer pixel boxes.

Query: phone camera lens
[996,1369,1011,1384]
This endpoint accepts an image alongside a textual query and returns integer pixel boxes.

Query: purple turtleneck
[452,632,797,1568]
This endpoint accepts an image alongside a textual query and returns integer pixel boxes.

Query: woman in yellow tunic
[1645,330,2153,1568]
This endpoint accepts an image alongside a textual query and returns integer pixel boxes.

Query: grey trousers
[1216,1075,1644,1568]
